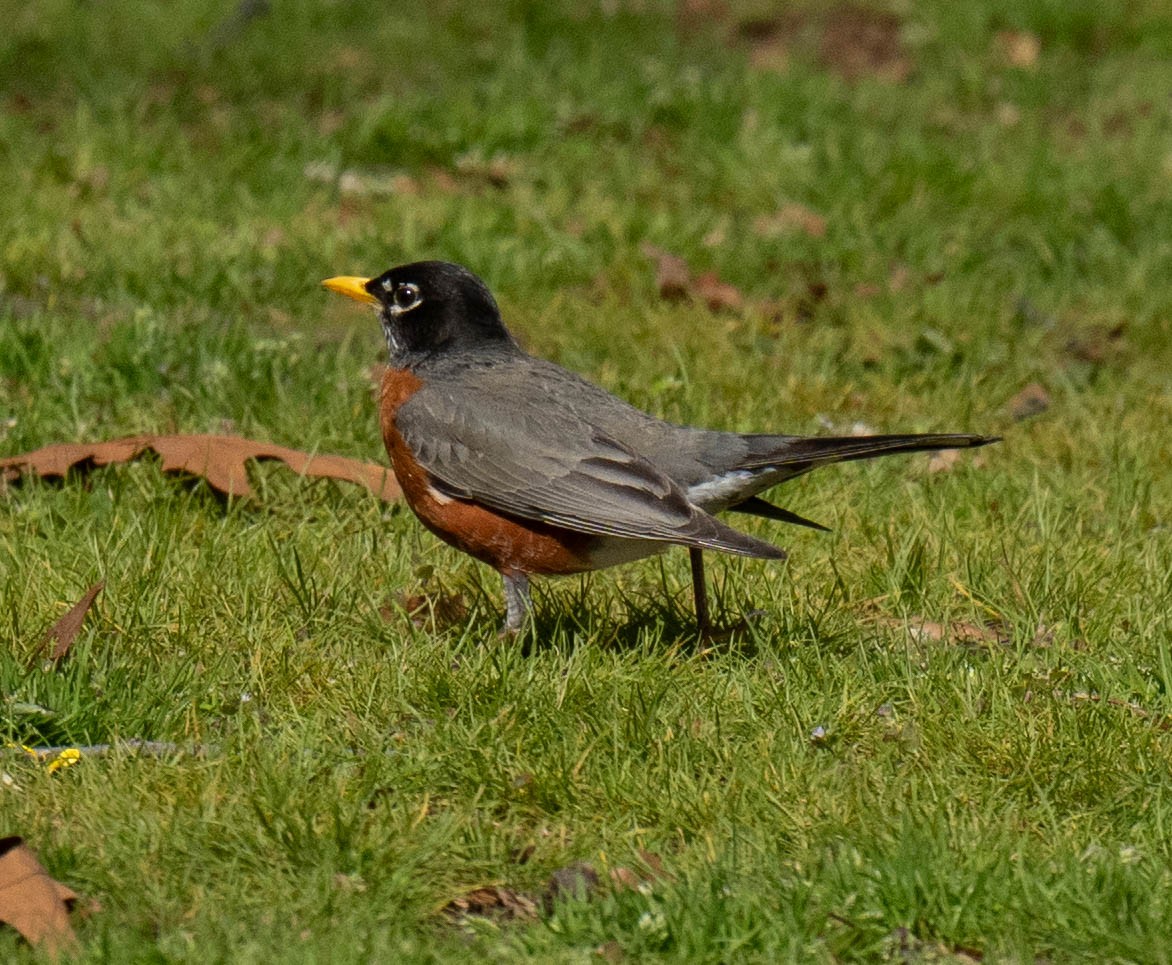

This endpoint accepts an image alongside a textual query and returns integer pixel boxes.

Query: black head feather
[364,261,517,361]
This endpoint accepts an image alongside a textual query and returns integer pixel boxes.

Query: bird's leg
[501,571,533,635]
[688,548,711,636]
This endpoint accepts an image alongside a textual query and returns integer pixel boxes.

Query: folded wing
[397,388,785,560]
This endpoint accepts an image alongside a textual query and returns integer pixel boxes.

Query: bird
[323,261,997,634]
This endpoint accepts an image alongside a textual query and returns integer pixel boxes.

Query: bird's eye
[393,283,420,310]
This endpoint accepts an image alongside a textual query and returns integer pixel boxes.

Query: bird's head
[323,261,515,361]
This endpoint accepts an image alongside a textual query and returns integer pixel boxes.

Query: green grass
[2,0,1171,960]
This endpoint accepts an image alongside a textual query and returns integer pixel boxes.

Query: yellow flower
[45,749,82,774]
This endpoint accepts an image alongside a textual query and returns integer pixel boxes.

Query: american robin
[323,261,996,634]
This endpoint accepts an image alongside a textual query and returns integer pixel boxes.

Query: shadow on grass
[513,578,782,659]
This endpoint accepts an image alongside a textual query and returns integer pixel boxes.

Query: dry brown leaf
[641,244,692,302]
[641,246,745,313]
[608,851,672,892]
[442,885,538,923]
[1008,382,1051,421]
[1,434,401,502]
[677,0,729,37]
[820,6,910,83]
[609,866,642,891]
[735,12,806,74]
[387,588,471,630]
[44,582,104,663]
[636,850,669,879]
[1065,322,1127,365]
[743,22,793,74]
[996,30,1040,69]
[692,271,744,313]
[753,202,827,240]
[0,837,80,956]
[425,167,461,194]
[876,616,1005,647]
[545,862,601,907]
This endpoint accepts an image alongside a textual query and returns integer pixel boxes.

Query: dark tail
[729,496,831,531]
[741,433,999,474]
[723,433,999,527]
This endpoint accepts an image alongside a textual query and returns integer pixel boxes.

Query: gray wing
[397,383,784,560]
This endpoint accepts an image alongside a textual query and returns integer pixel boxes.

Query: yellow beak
[322,275,380,306]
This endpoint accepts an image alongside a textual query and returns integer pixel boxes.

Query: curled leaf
[0,837,80,956]
[441,885,538,924]
[640,246,746,313]
[43,582,104,663]
[1008,383,1051,421]
[1,434,401,502]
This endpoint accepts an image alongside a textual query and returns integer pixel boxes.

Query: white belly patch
[686,469,769,511]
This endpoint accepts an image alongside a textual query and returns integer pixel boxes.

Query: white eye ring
[393,283,421,311]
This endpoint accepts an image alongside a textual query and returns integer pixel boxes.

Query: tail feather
[741,433,998,474]
[729,496,830,532]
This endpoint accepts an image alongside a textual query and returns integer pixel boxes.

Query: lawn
[2,0,1171,960]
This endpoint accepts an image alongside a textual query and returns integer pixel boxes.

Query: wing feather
[397,387,784,559]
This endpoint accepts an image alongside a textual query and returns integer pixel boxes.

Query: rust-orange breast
[379,367,598,577]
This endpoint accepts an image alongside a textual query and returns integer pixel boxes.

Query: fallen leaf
[876,616,1006,647]
[692,271,744,313]
[43,582,104,663]
[641,244,691,302]
[677,0,728,36]
[1,434,401,502]
[0,837,80,956]
[387,588,470,630]
[442,885,538,923]
[640,246,745,313]
[608,851,672,893]
[995,30,1040,69]
[544,862,600,908]
[753,202,827,239]
[735,12,806,74]
[819,5,910,83]
[609,866,642,890]
[1008,383,1050,421]
[743,23,793,73]
[510,844,535,866]
[636,850,668,879]
[425,167,461,194]
[1065,322,1127,365]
